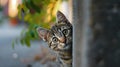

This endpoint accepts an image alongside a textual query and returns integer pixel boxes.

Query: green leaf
[12,41,15,49]
[25,0,40,13]
[20,38,25,45]
[25,39,31,47]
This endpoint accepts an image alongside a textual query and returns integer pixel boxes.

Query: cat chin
[53,46,70,51]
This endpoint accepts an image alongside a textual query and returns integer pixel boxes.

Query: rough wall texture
[89,0,120,67]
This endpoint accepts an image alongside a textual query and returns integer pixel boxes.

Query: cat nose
[59,37,65,43]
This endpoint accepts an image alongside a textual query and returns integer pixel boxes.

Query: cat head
[36,11,72,51]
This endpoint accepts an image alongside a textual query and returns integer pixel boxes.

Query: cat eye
[52,37,58,42]
[62,29,68,35]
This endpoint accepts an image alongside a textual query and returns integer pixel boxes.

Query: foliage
[0,6,3,23]
[0,6,3,11]
[17,0,62,47]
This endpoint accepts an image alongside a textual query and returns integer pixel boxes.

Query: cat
[36,11,72,67]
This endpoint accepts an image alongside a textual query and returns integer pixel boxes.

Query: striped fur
[37,11,72,67]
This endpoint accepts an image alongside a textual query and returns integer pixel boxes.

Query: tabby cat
[36,11,72,67]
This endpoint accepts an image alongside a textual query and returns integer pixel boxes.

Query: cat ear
[56,11,68,23]
[36,27,49,41]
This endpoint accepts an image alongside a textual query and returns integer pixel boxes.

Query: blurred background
[1,0,120,67]
[0,0,69,67]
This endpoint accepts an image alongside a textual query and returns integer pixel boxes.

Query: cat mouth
[58,44,71,51]
[52,43,72,51]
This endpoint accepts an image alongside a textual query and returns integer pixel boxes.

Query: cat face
[37,11,72,51]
